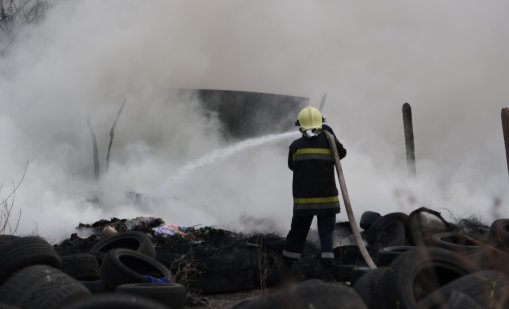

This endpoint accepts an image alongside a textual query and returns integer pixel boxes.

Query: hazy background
[1,0,508,242]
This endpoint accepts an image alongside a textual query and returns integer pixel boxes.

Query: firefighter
[282,106,347,277]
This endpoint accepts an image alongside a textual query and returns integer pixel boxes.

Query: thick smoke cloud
[1,0,508,241]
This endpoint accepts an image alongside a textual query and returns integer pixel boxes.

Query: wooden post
[87,116,100,181]
[501,108,509,178]
[402,103,417,177]
[106,98,127,171]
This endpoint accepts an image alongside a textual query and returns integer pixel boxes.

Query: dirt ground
[186,288,273,309]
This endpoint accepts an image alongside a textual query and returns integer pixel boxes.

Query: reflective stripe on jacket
[292,148,333,162]
[294,196,340,213]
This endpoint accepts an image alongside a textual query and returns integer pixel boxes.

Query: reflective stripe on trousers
[321,252,334,259]
[282,250,301,259]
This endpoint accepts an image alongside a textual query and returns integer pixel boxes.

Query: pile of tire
[332,210,414,283]
[0,232,186,309]
[337,209,509,308]
[335,207,468,283]
[232,211,509,309]
[353,246,509,308]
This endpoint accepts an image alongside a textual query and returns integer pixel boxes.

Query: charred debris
[52,206,503,293]
[2,205,509,308]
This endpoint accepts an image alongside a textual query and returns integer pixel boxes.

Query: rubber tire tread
[0,303,20,309]
[380,247,479,309]
[377,246,416,266]
[365,212,408,251]
[79,280,108,294]
[0,236,61,283]
[0,265,91,309]
[445,292,483,309]
[61,293,169,309]
[101,248,173,290]
[0,235,19,247]
[90,231,156,259]
[359,211,381,231]
[353,267,391,309]
[116,283,187,309]
[234,279,367,309]
[490,219,509,250]
[349,267,370,286]
[418,271,509,309]
[405,208,451,246]
[62,253,101,280]
[430,232,482,254]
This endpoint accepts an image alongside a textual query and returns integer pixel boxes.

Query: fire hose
[324,130,377,269]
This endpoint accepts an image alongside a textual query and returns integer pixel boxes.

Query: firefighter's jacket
[288,125,346,216]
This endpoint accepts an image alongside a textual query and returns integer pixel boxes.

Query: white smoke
[1,0,508,241]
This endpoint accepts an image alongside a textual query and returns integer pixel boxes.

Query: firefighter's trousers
[282,214,335,264]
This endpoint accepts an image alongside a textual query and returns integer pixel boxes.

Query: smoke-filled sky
[1,0,509,242]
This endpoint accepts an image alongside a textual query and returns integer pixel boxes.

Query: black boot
[320,258,337,282]
[278,256,300,285]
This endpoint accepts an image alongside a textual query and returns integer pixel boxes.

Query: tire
[418,271,509,309]
[365,212,408,251]
[0,303,20,309]
[0,236,61,283]
[471,245,509,278]
[60,293,169,309]
[231,298,256,309]
[0,265,91,309]
[116,283,187,309]
[431,232,482,255]
[489,219,509,250]
[79,280,108,294]
[334,245,366,266]
[419,291,483,309]
[233,279,367,309]
[377,246,416,266]
[101,248,173,290]
[353,267,391,309]
[360,211,381,231]
[379,247,479,309]
[0,235,19,247]
[406,207,451,246]
[90,231,156,259]
[332,264,355,282]
[62,253,101,280]
[445,291,483,309]
[349,266,370,285]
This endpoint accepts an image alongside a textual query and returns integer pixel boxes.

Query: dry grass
[186,288,277,309]
[0,163,27,235]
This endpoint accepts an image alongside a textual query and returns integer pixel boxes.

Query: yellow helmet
[297,106,323,130]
